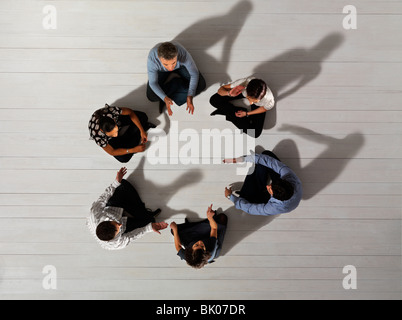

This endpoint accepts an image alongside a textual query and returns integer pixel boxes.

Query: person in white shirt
[209,76,275,138]
[87,167,168,250]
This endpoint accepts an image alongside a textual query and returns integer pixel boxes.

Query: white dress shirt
[87,180,153,250]
[226,75,275,111]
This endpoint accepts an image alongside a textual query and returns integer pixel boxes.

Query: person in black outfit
[209,76,275,138]
[88,104,156,163]
[170,205,228,269]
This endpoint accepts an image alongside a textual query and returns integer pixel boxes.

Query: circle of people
[87,41,302,269]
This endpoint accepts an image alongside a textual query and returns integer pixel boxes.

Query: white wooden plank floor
[0,0,401,300]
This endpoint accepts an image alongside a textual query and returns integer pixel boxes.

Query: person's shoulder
[147,43,161,60]
[172,41,190,56]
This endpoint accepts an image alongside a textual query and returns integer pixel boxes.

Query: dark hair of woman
[157,42,178,60]
[94,109,117,133]
[184,247,210,269]
[246,79,267,100]
[96,221,117,241]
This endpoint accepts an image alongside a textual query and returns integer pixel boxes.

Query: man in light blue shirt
[224,151,302,216]
[146,41,206,116]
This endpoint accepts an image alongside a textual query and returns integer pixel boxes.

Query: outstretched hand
[229,85,245,97]
[224,187,233,198]
[206,204,215,219]
[152,222,169,234]
[116,167,127,183]
[164,97,174,116]
[223,157,244,164]
[186,97,194,115]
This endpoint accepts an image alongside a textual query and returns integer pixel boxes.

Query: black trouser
[239,150,281,204]
[108,111,149,163]
[106,179,155,233]
[147,66,206,106]
[209,93,266,138]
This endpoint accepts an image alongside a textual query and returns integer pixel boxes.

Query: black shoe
[210,109,223,116]
[146,208,161,217]
[159,100,165,114]
[147,122,156,129]
[152,208,161,217]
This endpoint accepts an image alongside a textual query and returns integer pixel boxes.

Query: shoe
[210,109,224,116]
[147,122,156,129]
[159,100,165,114]
[152,208,161,217]
[146,208,161,217]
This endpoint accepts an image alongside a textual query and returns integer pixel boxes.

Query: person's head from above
[157,42,178,72]
[246,79,267,105]
[184,240,210,269]
[96,221,122,241]
[266,177,294,201]
[95,110,119,138]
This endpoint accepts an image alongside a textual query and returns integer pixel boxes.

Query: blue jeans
[147,66,206,106]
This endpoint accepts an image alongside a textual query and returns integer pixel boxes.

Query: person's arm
[148,65,174,116]
[230,195,280,216]
[244,153,289,177]
[90,168,126,219]
[147,50,168,101]
[170,222,183,252]
[218,84,245,97]
[177,44,199,115]
[121,107,147,143]
[91,169,125,213]
[121,221,168,248]
[207,204,218,239]
[102,143,145,156]
[121,223,154,243]
[236,106,267,118]
[223,186,280,216]
[152,222,169,234]
[179,45,199,98]
[224,152,294,180]
[218,83,245,97]
[218,76,250,97]
[217,84,232,96]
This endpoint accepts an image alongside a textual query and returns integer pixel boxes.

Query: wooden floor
[0,0,401,300]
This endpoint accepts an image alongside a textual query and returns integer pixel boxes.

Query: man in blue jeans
[146,41,206,115]
[223,150,302,216]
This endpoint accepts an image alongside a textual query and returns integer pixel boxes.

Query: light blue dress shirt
[230,153,302,216]
[147,41,199,100]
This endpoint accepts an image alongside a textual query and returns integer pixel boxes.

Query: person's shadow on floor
[126,156,203,219]
[219,206,276,256]
[220,127,364,255]
[110,0,253,135]
[174,0,253,87]
[254,32,345,130]
[274,124,365,200]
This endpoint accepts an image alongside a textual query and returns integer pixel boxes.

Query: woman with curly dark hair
[170,205,228,269]
[88,104,155,163]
